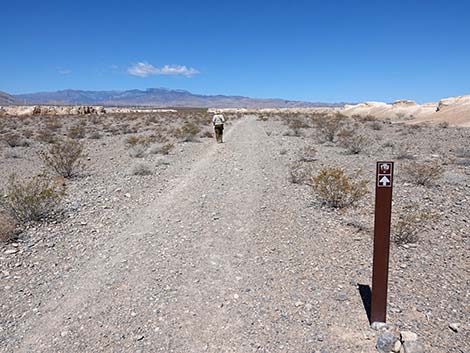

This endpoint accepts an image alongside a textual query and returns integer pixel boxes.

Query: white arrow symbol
[379,176,390,186]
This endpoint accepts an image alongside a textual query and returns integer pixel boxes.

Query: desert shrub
[0,212,17,243]
[312,167,368,208]
[403,160,444,186]
[36,129,57,144]
[148,143,174,155]
[316,115,344,142]
[174,122,200,142]
[342,134,371,154]
[288,161,315,184]
[0,174,65,222]
[368,121,383,130]
[393,205,437,245]
[130,163,153,176]
[299,146,317,162]
[125,135,152,147]
[39,139,85,178]
[2,132,29,147]
[45,119,62,131]
[438,121,449,128]
[128,145,146,158]
[88,131,102,140]
[257,116,269,121]
[67,125,86,139]
[288,119,310,136]
[200,130,213,138]
[394,143,414,159]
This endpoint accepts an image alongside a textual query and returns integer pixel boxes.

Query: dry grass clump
[67,124,87,139]
[287,119,310,136]
[128,145,146,158]
[130,163,153,176]
[393,205,438,245]
[394,143,414,159]
[288,161,315,184]
[312,167,368,208]
[316,114,344,142]
[174,122,200,142]
[342,134,371,154]
[36,129,57,144]
[200,130,214,138]
[39,139,86,178]
[299,146,317,162]
[403,160,444,186]
[0,174,65,222]
[125,135,153,147]
[368,121,383,130]
[0,212,17,243]
[148,143,174,155]
[2,132,30,147]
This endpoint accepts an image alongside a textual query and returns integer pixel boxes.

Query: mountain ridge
[11,88,343,108]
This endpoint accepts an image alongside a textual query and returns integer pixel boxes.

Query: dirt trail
[8,116,371,353]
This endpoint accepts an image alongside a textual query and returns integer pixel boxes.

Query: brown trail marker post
[371,161,394,323]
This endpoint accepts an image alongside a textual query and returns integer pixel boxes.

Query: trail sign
[371,161,394,323]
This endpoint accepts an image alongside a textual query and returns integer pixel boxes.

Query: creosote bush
[403,160,444,186]
[289,161,315,184]
[131,163,153,176]
[316,114,344,142]
[174,122,201,142]
[299,146,317,162]
[393,205,437,245]
[0,212,17,243]
[0,174,65,222]
[342,134,371,154]
[312,167,368,208]
[40,139,86,178]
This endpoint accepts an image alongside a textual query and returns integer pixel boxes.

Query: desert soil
[1,115,469,353]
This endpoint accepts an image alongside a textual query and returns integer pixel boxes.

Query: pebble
[392,339,402,352]
[371,321,388,331]
[400,330,418,342]
[376,331,396,353]
[4,249,18,255]
[448,322,460,332]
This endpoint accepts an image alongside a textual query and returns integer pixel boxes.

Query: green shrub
[39,139,86,178]
[312,167,368,208]
[1,174,65,222]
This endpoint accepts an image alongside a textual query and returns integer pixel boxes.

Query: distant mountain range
[4,88,342,108]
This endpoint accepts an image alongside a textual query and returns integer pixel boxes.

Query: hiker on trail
[212,113,225,143]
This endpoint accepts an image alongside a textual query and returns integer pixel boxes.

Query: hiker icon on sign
[379,163,391,175]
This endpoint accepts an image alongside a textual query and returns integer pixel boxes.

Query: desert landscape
[0,103,468,352]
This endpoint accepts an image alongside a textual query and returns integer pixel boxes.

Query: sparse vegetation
[131,163,153,176]
[311,167,368,208]
[174,122,200,142]
[288,161,315,184]
[316,114,344,142]
[393,205,438,245]
[0,174,65,222]
[0,212,17,243]
[403,160,444,186]
[39,139,86,178]
[342,134,371,154]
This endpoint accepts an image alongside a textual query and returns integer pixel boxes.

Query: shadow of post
[358,284,372,324]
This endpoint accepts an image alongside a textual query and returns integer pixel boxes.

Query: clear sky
[2,0,469,103]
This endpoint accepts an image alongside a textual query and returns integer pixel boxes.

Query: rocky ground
[0,112,468,352]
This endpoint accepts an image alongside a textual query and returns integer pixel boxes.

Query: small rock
[135,335,144,341]
[400,330,418,342]
[371,321,388,331]
[335,292,348,301]
[448,322,460,332]
[402,340,424,353]
[4,249,18,255]
[392,339,402,352]
[124,193,131,198]
[376,331,396,353]
[294,300,303,307]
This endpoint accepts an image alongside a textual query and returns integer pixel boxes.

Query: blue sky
[2,0,469,103]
